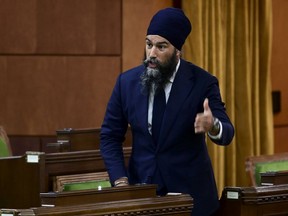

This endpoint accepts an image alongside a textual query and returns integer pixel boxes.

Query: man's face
[145,35,180,68]
[140,35,180,92]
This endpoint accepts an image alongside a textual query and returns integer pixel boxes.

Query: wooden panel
[274,126,288,153]
[122,0,173,71]
[261,170,288,186]
[218,185,288,216]
[271,0,288,125]
[272,0,288,159]
[0,0,37,53]
[8,135,57,156]
[0,56,120,134]
[37,0,121,54]
[0,152,45,208]
[40,184,157,206]
[8,127,132,156]
[55,127,132,152]
[0,0,121,54]
[2,194,193,216]
[9,136,42,156]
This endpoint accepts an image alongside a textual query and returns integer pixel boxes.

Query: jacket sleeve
[100,74,129,184]
[205,75,234,145]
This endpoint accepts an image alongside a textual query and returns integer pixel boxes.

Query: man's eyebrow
[145,38,169,45]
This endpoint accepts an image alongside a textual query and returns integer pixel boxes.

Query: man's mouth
[148,62,157,68]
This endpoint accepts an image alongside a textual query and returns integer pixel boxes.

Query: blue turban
[147,7,192,50]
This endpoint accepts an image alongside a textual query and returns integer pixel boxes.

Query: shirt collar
[169,59,181,83]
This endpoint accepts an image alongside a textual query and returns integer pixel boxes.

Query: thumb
[203,98,210,113]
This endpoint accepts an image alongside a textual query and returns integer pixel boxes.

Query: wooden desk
[9,127,132,155]
[0,152,45,208]
[261,170,288,186]
[40,184,157,206]
[8,135,57,156]
[55,127,132,152]
[55,128,100,151]
[218,184,288,216]
[0,148,131,208]
[1,194,193,216]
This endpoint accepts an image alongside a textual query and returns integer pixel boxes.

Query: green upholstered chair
[246,152,288,186]
[0,137,11,157]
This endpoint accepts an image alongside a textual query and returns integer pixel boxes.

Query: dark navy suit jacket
[100,59,234,216]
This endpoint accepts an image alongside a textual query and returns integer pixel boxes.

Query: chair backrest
[245,152,288,186]
[0,126,11,157]
[53,171,111,192]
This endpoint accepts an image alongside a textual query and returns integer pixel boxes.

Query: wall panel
[0,56,120,134]
[37,0,121,54]
[0,0,37,53]
[0,0,174,136]
[271,0,288,152]
[0,0,121,55]
[271,0,288,125]
[0,0,121,135]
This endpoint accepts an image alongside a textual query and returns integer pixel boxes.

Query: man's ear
[176,49,181,58]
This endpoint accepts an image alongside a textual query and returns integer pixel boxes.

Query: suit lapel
[135,76,150,135]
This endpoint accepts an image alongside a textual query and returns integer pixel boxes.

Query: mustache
[143,58,160,67]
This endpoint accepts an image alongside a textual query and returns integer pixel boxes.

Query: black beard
[140,50,178,94]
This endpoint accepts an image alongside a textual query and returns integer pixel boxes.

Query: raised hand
[194,98,214,133]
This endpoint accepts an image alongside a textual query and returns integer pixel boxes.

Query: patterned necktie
[152,87,166,143]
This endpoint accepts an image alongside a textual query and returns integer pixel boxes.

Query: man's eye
[146,43,152,48]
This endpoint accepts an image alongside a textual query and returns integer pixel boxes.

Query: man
[100,7,234,216]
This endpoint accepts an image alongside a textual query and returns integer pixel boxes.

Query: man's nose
[149,46,157,58]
